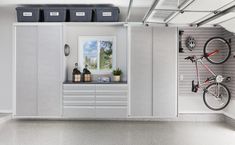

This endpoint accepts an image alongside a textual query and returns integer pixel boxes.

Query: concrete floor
[0,120,235,145]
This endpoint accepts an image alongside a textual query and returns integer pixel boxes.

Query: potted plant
[112,68,122,82]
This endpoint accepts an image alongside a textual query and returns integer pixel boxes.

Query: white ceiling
[184,0,234,11]
[148,0,235,27]
[170,12,210,24]
[220,18,235,32]
[0,0,154,7]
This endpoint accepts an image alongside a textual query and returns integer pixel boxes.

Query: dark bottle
[82,64,91,82]
[72,63,81,83]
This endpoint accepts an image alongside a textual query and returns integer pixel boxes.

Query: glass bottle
[83,64,91,82]
[72,63,81,83]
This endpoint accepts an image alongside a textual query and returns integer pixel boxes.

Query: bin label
[50,12,60,16]
[102,12,112,17]
[76,12,85,16]
[23,12,33,17]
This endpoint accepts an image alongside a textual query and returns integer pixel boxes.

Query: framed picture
[78,36,116,74]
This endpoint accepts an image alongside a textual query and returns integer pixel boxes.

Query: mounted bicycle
[185,37,231,111]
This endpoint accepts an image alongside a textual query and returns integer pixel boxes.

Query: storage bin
[94,7,120,22]
[16,7,41,22]
[42,7,67,22]
[68,7,93,22]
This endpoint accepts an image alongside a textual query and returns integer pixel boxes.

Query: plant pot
[113,75,121,82]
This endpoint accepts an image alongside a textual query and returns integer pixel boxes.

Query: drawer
[95,91,127,95]
[96,101,127,106]
[64,101,95,106]
[63,84,95,91]
[63,95,95,101]
[96,95,127,101]
[63,90,95,95]
[96,106,127,118]
[96,84,128,92]
[63,106,95,118]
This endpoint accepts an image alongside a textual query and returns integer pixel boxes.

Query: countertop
[63,81,128,85]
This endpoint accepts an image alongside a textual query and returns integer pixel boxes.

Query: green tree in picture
[99,41,113,70]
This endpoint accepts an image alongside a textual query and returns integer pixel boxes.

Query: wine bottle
[72,63,81,83]
[83,64,91,82]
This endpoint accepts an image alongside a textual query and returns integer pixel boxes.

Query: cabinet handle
[64,44,70,56]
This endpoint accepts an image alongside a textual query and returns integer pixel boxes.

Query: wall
[178,27,235,116]
[64,25,128,82]
[223,29,235,119]
[0,7,15,112]
[178,28,225,113]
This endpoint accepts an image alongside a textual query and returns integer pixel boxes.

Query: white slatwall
[178,28,224,97]
[223,29,235,99]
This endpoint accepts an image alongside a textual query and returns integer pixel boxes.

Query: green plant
[113,68,122,76]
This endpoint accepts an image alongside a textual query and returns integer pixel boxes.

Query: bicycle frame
[194,57,217,88]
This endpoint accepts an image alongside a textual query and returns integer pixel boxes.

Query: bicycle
[185,37,231,111]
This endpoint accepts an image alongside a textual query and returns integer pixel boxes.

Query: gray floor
[0,120,235,145]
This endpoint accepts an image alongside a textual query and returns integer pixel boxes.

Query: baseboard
[223,112,235,120]
[0,113,12,124]
[177,113,224,122]
[224,115,235,128]
[12,113,225,122]
[0,110,13,114]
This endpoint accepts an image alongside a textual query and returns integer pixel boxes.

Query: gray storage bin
[42,7,67,22]
[16,7,41,22]
[94,7,120,22]
[69,7,93,22]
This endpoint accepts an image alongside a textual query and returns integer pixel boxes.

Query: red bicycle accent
[206,49,219,57]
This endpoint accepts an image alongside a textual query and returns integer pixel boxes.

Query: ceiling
[147,0,235,27]
[0,0,153,7]
[0,0,235,29]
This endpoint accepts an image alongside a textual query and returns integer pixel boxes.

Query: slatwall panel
[223,29,235,98]
[178,28,224,97]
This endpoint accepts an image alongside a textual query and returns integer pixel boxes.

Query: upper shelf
[13,22,128,26]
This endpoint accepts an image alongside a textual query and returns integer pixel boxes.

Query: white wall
[178,27,235,117]
[222,28,235,119]
[64,25,128,82]
[0,7,16,112]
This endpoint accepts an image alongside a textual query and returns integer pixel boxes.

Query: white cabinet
[37,26,62,116]
[63,84,96,118]
[15,26,38,116]
[14,24,63,117]
[96,85,128,118]
[153,27,178,118]
[130,26,178,118]
[63,84,128,118]
[130,27,153,116]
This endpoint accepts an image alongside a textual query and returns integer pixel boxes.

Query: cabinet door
[37,25,62,116]
[130,27,153,116]
[15,26,38,116]
[153,27,178,118]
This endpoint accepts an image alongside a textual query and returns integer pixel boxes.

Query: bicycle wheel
[204,37,231,64]
[203,83,230,111]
